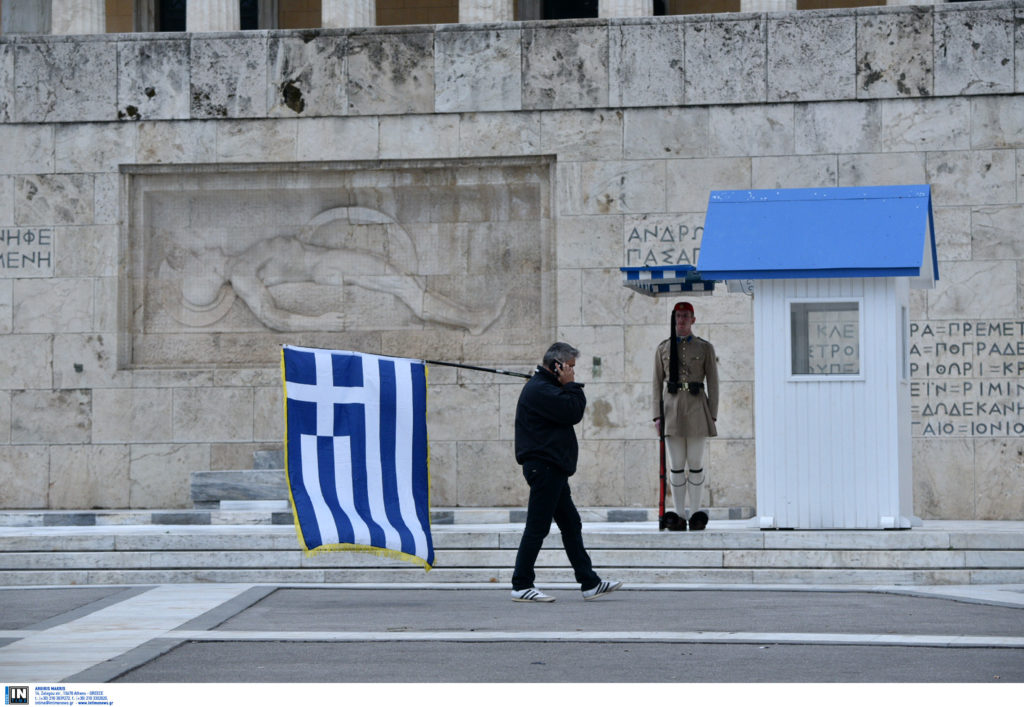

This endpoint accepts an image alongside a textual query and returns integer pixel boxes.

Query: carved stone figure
[160,206,505,335]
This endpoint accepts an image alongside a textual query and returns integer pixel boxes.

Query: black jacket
[514,366,586,475]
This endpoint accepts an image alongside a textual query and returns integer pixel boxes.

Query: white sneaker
[511,587,555,603]
[582,580,622,601]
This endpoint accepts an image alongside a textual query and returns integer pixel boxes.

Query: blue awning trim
[620,266,716,297]
[697,185,938,286]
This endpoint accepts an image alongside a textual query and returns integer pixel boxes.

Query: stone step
[4,567,1024,587]
[191,466,757,519]
[1,520,1023,586]
[3,547,1023,571]
[0,506,757,528]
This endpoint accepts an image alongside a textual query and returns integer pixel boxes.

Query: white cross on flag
[281,345,434,569]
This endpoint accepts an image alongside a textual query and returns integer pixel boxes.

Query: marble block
[55,123,136,173]
[622,439,658,507]
[0,334,52,389]
[581,382,653,441]
[684,17,766,105]
[253,386,283,443]
[665,157,751,213]
[130,443,210,508]
[925,149,1016,207]
[0,445,49,508]
[751,155,838,190]
[623,107,708,159]
[296,117,380,161]
[190,470,288,503]
[215,120,298,162]
[971,204,1024,260]
[557,159,667,216]
[540,109,623,161]
[11,388,91,444]
[454,439,526,506]
[427,439,456,507]
[427,383,503,442]
[926,261,1018,320]
[136,121,218,164]
[882,97,970,152]
[708,104,795,157]
[49,445,130,509]
[837,152,926,187]
[54,225,117,278]
[14,174,93,226]
[973,439,1024,520]
[0,281,10,335]
[0,43,12,122]
[931,206,972,262]
[268,34,348,118]
[379,114,459,159]
[1018,6,1024,93]
[52,332,130,389]
[969,95,1024,149]
[609,21,686,108]
[13,38,117,122]
[707,438,755,508]
[522,24,609,110]
[458,112,541,157]
[190,36,268,119]
[13,278,93,334]
[173,387,255,443]
[435,27,522,113]
[0,125,54,174]
[934,6,1014,96]
[573,439,626,506]
[767,15,856,102]
[346,30,434,115]
[795,101,882,156]
[856,7,933,99]
[92,388,173,443]
[117,38,190,121]
[912,437,975,519]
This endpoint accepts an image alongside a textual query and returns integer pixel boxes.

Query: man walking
[510,342,622,603]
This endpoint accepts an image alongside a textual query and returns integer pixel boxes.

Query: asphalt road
[3,584,1021,684]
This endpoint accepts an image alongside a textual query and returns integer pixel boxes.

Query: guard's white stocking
[669,470,687,517]
[686,469,705,519]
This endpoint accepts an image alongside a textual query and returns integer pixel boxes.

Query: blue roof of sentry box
[697,185,938,286]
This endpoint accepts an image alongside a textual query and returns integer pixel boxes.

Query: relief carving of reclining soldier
[160,206,505,336]
[125,161,552,367]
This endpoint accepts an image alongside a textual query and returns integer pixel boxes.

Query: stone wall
[0,1,1021,518]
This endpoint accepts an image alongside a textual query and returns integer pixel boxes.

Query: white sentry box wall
[698,186,936,530]
[753,277,914,529]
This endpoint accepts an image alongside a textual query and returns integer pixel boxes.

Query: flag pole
[423,359,531,379]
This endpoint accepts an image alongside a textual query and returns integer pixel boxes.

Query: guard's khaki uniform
[652,335,719,437]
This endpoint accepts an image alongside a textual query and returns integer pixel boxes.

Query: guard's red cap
[673,301,694,315]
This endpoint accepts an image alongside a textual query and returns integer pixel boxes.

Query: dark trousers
[511,461,600,592]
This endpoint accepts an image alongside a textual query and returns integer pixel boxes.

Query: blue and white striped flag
[281,345,434,570]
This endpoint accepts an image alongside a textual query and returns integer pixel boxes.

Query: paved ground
[1,583,1022,684]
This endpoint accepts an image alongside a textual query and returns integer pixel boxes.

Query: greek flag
[281,345,434,569]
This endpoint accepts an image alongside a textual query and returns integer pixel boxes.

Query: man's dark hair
[542,342,580,370]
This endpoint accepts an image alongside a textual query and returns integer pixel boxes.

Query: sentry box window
[789,300,862,377]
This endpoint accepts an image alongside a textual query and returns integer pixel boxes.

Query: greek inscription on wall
[0,228,54,277]
[624,217,702,267]
[910,320,1024,437]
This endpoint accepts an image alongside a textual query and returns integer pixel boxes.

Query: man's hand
[653,417,662,436]
[553,359,576,385]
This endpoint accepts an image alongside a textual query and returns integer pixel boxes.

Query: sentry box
[698,186,938,530]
